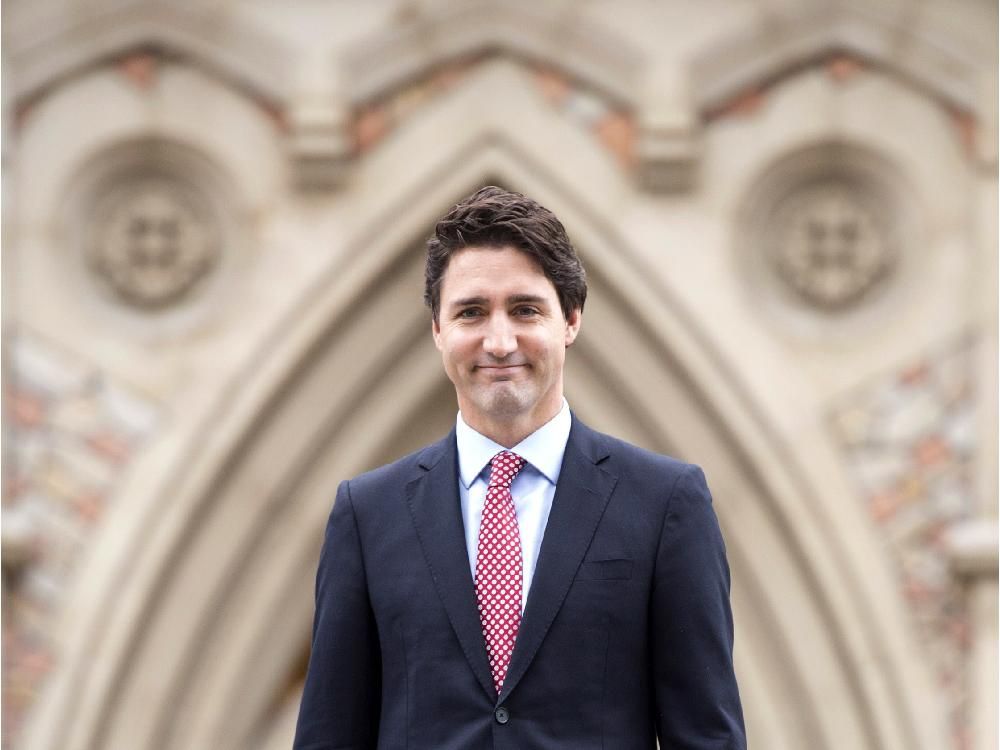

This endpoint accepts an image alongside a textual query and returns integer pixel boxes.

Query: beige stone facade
[2,1,997,749]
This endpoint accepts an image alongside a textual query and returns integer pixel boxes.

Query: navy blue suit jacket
[294,416,746,749]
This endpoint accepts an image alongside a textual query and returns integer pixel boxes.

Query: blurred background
[2,1,997,749]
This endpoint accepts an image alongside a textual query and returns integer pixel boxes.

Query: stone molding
[690,3,987,122]
[5,2,291,112]
[286,98,352,192]
[336,0,701,193]
[635,64,699,192]
[339,0,640,108]
[947,519,1000,579]
[691,2,996,170]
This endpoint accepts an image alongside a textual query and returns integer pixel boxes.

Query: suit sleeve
[651,464,747,749]
[293,480,381,750]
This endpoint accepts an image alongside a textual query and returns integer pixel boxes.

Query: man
[294,187,746,749]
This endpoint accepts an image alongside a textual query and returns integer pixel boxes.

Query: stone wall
[2,2,996,749]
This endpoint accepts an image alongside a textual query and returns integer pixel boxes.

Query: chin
[478,385,534,420]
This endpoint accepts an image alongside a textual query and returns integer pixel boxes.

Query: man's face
[432,246,581,436]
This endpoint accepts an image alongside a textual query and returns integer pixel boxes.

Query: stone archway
[21,53,946,750]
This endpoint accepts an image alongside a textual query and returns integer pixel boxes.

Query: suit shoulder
[582,422,693,478]
[586,427,713,517]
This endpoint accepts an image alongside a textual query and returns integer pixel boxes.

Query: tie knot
[488,451,525,489]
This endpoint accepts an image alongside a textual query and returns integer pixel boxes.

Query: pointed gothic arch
[20,55,948,750]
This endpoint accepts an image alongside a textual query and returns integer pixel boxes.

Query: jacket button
[494,706,510,724]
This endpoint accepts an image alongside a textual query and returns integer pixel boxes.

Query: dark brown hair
[424,186,587,322]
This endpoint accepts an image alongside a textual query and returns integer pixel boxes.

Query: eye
[514,306,540,317]
[457,308,483,319]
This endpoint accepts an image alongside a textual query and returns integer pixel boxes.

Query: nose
[483,311,517,358]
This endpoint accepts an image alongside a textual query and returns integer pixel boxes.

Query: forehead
[440,246,555,298]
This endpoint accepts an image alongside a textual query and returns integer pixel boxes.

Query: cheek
[537,329,566,357]
[440,334,474,367]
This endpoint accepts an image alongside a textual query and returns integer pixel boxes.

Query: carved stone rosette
[60,138,239,322]
[85,177,221,309]
[768,179,895,310]
[737,142,915,324]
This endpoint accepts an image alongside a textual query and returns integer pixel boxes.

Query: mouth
[475,364,527,378]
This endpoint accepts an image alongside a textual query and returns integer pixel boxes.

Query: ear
[432,316,443,351]
[564,308,582,347]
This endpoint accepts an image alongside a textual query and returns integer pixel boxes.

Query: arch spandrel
[21,56,946,750]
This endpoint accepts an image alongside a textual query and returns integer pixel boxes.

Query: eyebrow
[449,294,550,308]
[508,295,548,305]
[450,296,489,307]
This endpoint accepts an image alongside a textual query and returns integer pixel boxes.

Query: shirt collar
[456,399,572,489]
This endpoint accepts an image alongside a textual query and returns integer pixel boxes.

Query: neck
[463,399,563,449]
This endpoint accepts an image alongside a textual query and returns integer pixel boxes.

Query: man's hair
[424,186,587,322]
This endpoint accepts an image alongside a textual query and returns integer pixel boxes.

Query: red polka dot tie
[475,450,526,695]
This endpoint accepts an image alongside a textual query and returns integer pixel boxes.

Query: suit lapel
[499,417,619,703]
[405,431,497,701]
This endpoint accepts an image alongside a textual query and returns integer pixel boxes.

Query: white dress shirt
[456,399,572,613]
